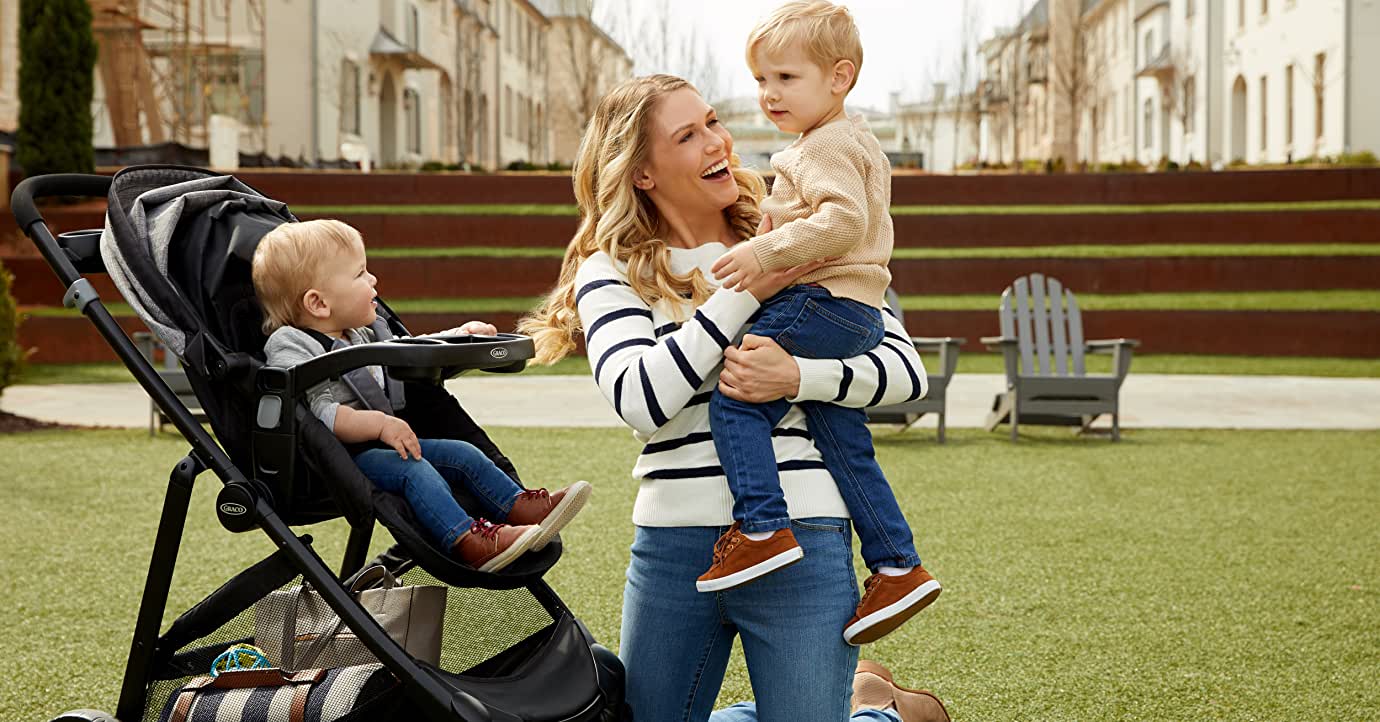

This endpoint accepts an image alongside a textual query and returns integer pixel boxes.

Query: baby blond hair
[746,1,863,91]
[251,219,363,333]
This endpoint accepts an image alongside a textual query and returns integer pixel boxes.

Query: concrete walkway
[3,374,1378,431]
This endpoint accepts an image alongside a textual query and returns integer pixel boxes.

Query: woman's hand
[718,334,801,403]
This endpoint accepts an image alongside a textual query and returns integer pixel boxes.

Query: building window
[1186,0,1195,18]
[1285,64,1294,148]
[1314,53,1326,141]
[1259,76,1268,152]
[407,4,419,50]
[1238,0,1245,29]
[1144,30,1155,66]
[1260,0,1268,18]
[340,60,360,135]
[404,88,421,154]
[1143,98,1153,149]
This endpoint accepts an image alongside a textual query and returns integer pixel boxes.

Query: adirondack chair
[865,288,965,443]
[981,273,1138,441]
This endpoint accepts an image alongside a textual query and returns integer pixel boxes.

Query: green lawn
[2,427,1377,720]
[293,199,1380,217]
[15,352,1380,386]
[361,243,1380,260]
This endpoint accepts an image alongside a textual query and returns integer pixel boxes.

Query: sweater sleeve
[264,327,340,432]
[575,253,760,435]
[788,307,928,408]
[751,132,871,271]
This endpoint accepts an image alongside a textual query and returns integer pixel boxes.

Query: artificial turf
[359,243,1380,259]
[1,427,1377,720]
[293,199,1380,217]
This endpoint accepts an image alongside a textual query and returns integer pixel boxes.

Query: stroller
[11,166,628,722]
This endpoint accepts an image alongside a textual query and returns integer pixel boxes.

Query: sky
[602,0,1035,110]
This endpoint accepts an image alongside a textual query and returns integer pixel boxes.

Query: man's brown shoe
[844,567,941,645]
[452,519,541,573]
[851,660,950,722]
[506,481,592,550]
[695,523,804,592]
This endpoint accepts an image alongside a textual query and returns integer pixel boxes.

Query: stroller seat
[12,166,628,722]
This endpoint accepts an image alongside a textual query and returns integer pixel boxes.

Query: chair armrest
[1085,338,1140,353]
[981,336,1018,350]
[911,336,966,352]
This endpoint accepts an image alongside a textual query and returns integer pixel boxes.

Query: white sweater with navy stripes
[576,242,929,528]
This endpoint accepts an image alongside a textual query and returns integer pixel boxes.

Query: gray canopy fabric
[100,167,290,357]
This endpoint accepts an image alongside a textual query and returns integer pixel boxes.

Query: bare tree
[559,1,609,126]
[1292,48,1340,158]
[603,0,725,102]
[951,0,979,167]
[453,6,489,167]
[1161,45,1198,164]
[1051,4,1103,167]
[1000,0,1029,170]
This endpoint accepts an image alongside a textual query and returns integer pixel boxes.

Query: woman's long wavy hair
[518,74,765,365]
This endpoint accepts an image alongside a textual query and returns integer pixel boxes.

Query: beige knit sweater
[751,113,893,309]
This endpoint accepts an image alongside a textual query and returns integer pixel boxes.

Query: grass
[23,290,1378,320]
[293,199,1380,217]
[1,427,1377,720]
[360,244,1380,260]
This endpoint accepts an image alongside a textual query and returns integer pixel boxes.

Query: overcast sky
[601,0,1034,110]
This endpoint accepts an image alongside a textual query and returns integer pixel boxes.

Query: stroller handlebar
[11,173,112,232]
[264,333,537,394]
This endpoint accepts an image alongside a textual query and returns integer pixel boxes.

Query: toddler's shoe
[695,522,804,592]
[452,519,542,573]
[844,566,942,645]
[507,480,593,550]
[851,659,950,722]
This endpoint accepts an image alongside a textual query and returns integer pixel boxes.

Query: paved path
[4,374,1378,431]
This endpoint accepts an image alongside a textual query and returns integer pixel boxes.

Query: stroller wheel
[49,711,116,722]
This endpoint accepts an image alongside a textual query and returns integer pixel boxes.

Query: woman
[520,75,944,722]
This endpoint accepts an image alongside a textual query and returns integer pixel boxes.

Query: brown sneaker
[844,567,942,645]
[506,480,592,550]
[695,523,804,592]
[851,660,950,722]
[451,519,542,572]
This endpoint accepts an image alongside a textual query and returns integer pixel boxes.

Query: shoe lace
[469,519,504,540]
[711,523,745,565]
[859,574,884,604]
[516,488,549,502]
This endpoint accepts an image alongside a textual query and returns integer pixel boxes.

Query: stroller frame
[12,172,625,722]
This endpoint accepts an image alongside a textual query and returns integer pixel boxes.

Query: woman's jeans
[621,518,881,722]
[708,285,921,570]
[354,438,523,549]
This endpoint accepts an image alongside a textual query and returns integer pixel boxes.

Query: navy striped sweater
[575,242,928,527]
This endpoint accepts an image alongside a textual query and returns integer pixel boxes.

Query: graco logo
[219,502,248,516]
[490,347,509,359]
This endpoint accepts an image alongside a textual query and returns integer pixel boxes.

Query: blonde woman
[521,75,942,721]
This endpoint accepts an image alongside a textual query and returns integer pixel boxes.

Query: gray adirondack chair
[865,288,965,443]
[981,274,1138,441]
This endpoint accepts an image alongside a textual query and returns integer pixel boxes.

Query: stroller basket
[11,167,629,722]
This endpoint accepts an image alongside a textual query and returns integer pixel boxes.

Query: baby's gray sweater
[264,325,388,432]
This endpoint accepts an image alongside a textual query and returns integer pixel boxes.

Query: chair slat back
[998,274,1088,378]
[1012,276,1037,375]
[1047,276,1069,376]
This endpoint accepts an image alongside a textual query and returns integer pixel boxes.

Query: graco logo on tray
[490,347,509,360]
[219,502,248,516]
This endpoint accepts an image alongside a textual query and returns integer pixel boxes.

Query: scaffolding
[92,0,268,154]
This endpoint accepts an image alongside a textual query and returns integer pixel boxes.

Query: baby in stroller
[253,218,591,572]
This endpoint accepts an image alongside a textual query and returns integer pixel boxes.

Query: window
[404,88,421,154]
[1314,53,1326,141]
[1238,0,1246,29]
[1143,98,1154,149]
[504,86,512,137]
[1144,30,1155,66]
[1259,76,1268,151]
[1186,0,1195,18]
[340,60,360,135]
[1285,64,1294,147]
[1260,0,1268,18]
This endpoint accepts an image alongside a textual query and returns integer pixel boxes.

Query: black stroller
[11,166,628,722]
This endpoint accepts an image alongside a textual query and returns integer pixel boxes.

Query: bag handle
[281,564,395,670]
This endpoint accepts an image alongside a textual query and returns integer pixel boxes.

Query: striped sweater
[575,242,928,528]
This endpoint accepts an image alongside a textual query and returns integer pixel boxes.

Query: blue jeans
[709,285,921,570]
[354,438,524,549]
[621,518,870,722]
[714,703,900,722]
